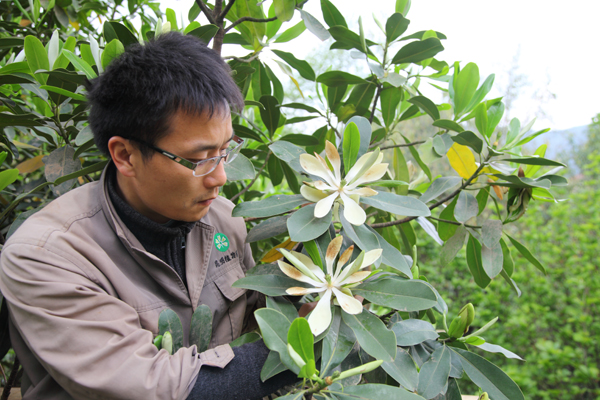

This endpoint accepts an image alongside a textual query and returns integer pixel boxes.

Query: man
[0,32,296,399]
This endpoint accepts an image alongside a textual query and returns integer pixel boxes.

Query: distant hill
[526,125,588,159]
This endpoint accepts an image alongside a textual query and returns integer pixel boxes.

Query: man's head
[86,32,244,223]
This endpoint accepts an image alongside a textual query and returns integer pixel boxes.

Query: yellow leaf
[70,20,80,30]
[12,140,40,150]
[447,143,477,179]
[289,76,304,99]
[261,238,297,263]
[480,167,498,181]
[19,19,32,27]
[16,154,45,174]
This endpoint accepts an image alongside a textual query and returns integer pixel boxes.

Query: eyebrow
[189,133,235,153]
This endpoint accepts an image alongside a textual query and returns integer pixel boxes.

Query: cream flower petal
[334,259,355,283]
[314,153,339,187]
[286,286,326,296]
[347,163,389,188]
[325,235,344,276]
[314,180,336,191]
[361,248,383,269]
[290,250,326,281]
[336,245,354,274]
[308,289,333,336]
[279,249,321,282]
[315,192,340,218]
[340,192,366,226]
[300,154,336,185]
[346,187,378,197]
[277,260,322,286]
[332,287,363,314]
[343,270,371,285]
[345,149,381,183]
[301,185,329,202]
[325,140,341,182]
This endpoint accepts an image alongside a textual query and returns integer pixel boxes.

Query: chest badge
[214,233,230,252]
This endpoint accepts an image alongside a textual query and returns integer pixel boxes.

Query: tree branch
[195,0,216,24]
[379,141,425,150]
[370,157,490,229]
[223,53,261,63]
[230,151,271,202]
[225,16,278,33]
[1,357,20,400]
[369,84,382,124]
[427,216,481,229]
[220,0,237,19]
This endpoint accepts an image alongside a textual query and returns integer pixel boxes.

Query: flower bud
[153,335,163,350]
[335,360,383,382]
[478,393,489,400]
[161,331,173,355]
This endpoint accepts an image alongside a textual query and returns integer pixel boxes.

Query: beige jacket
[0,167,257,400]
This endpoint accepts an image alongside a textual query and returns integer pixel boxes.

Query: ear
[108,136,138,177]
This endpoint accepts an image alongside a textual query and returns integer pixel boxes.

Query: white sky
[163,0,599,131]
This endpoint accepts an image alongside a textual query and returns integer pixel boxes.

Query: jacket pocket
[213,263,247,302]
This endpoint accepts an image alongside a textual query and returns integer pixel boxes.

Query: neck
[116,170,170,224]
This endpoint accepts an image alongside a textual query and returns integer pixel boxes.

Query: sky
[162,0,599,132]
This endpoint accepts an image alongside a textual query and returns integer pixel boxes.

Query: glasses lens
[225,140,242,164]
[192,158,219,177]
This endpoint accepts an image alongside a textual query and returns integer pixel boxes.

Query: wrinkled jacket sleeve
[0,242,232,400]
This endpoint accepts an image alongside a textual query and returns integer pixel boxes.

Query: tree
[0,0,567,398]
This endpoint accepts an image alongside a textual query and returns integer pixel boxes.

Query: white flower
[277,236,383,336]
[299,141,388,225]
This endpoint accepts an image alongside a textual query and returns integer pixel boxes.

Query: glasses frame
[130,135,244,177]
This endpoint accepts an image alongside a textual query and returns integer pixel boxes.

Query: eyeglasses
[130,135,244,177]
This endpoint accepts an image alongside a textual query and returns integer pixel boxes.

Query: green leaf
[382,347,418,391]
[328,383,425,400]
[505,233,546,274]
[475,342,524,361]
[63,50,97,79]
[282,162,300,194]
[189,305,212,352]
[343,122,360,174]
[500,157,566,167]
[39,85,87,102]
[489,174,552,189]
[274,0,295,22]
[24,35,49,84]
[272,50,315,81]
[259,95,280,136]
[232,194,305,218]
[499,238,514,277]
[101,39,124,70]
[432,119,464,133]
[419,176,462,204]
[287,203,332,242]
[391,38,444,64]
[341,310,396,362]
[300,9,330,41]
[454,190,478,223]
[317,71,367,87]
[451,130,483,154]
[278,134,319,147]
[0,169,19,192]
[287,318,314,364]
[247,215,291,243]
[466,234,491,288]
[399,104,420,122]
[104,21,138,48]
[355,278,438,312]
[402,134,431,180]
[267,154,284,186]
[329,26,375,56]
[230,332,261,348]
[408,95,439,120]
[385,13,410,43]
[260,351,288,381]
[464,74,495,114]
[233,273,311,296]
[186,25,220,43]
[266,296,298,324]
[395,0,411,15]
[53,160,108,185]
[320,0,347,28]
[391,319,438,346]
[451,348,525,400]
[44,145,82,196]
[158,309,184,353]
[453,62,479,117]
[418,345,451,399]
[440,225,467,266]
[280,102,321,114]
[361,191,431,217]
[269,141,305,172]
[485,101,504,137]
[274,21,306,43]
[482,219,503,248]
[255,308,298,373]
[232,123,264,142]
[482,242,503,279]
[321,308,356,375]
[224,152,255,180]
[381,86,403,128]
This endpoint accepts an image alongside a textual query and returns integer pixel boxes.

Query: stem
[1,357,20,400]
[427,216,481,229]
[220,0,236,19]
[195,0,216,24]
[369,84,382,124]
[225,16,278,33]
[230,151,271,202]
[370,156,490,229]
[379,141,425,150]
[223,53,261,63]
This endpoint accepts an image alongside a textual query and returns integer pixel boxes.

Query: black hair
[85,32,244,158]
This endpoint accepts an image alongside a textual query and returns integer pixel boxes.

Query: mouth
[197,196,217,206]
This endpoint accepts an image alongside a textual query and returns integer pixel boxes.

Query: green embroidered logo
[214,233,230,252]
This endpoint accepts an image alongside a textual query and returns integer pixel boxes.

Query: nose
[203,158,228,188]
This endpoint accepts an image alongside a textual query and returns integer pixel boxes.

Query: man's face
[126,110,232,223]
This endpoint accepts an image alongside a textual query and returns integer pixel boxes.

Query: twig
[225,16,278,33]
[379,141,425,150]
[220,0,237,19]
[1,357,20,400]
[427,216,481,229]
[369,84,382,124]
[370,157,489,229]
[223,53,261,63]
[195,0,216,24]
[230,151,271,202]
